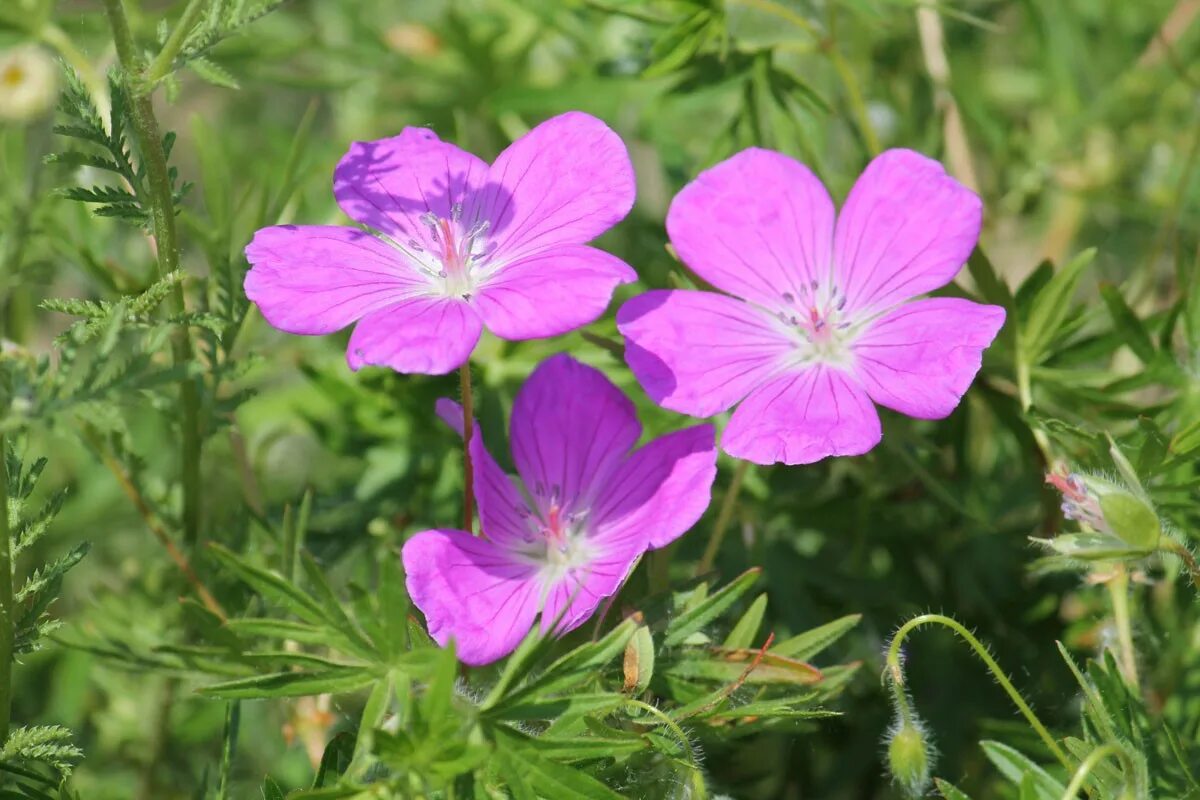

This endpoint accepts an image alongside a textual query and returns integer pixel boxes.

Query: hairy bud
[886,715,933,798]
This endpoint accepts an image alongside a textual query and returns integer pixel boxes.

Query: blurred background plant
[0,0,1198,797]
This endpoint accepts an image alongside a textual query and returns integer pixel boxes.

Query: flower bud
[1045,470,1160,557]
[886,716,933,798]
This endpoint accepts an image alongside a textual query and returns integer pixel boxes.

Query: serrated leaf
[189,56,241,89]
[664,568,760,647]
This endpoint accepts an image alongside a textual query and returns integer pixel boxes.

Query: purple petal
[474,245,636,340]
[435,397,466,437]
[346,295,481,375]
[722,367,882,465]
[853,298,1005,419]
[540,540,645,635]
[592,425,717,550]
[665,148,835,310]
[617,290,796,417]
[470,428,539,548]
[832,149,981,317]
[244,225,428,334]
[333,127,488,242]
[510,354,640,513]
[475,112,635,263]
[402,529,541,665]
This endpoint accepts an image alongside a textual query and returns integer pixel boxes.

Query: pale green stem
[460,363,475,534]
[144,0,207,89]
[102,0,203,550]
[0,434,12,745]
[885,613,1071,769]
[1106,566,1140,691]
[1057,744,1129,800]
[696,460,750,576]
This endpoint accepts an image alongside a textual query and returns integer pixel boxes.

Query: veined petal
[666,148,836,310]
[723,367,882,465]
[854,298,1005,419]
[434,399,534,548]
[539,542,643,636]
[617,290,795,417]
[473,112,635,263]
[592,425,717,550]
[334,127,489,243]
[244,225,427,334]
[402,529,541,666]
[510,354,640,514]
[346,295,481,375]
[475,245,636,340]
[832,149,981,317]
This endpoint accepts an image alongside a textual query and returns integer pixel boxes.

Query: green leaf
[772,614,861,661]
[1020,248,1096,364]
[200,667,377,699]
[260,777,285,800]
[935,778,975,800]
[208,544,328,625]
[980,740,1066,799]
[188,56,240,90]
[492,729,625,799]
[1099,283,1156,363]
[722,593,767,648]
[664,568,761,647]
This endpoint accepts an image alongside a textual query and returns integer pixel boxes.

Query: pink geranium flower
[244,112,637,375]
[617,148,1005,465]
[402,354,716,665]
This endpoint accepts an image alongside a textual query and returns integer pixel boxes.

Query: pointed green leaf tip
[887,718,933,798]
[1098,492,1160,553]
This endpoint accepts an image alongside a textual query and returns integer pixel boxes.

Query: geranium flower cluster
[245,112,1004,664]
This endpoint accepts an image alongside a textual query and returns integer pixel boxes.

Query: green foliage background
[1,0,1199,798]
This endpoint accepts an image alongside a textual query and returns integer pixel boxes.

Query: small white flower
[0,45,59,122]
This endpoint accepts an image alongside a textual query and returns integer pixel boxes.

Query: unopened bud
[886,716,932,798]
[1045,469,1160,557]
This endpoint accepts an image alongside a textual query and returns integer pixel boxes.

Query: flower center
[516,482,594,569]
[393,203,491,299]
[2,64,24,87]
[777,281,857,365]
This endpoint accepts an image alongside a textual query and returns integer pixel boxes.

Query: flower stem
[459,362,475,533]
[1106,565,1140,691]
[885,613,1070,770]
[696,460,750,576]
[0,434,13,745]
[1162,540,1200,589]
[102,0,204,551]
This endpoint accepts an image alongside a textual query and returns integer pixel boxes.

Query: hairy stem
[0,434,12,745]
[102,0,204,551]
[460,362,475,533]
[697,460,750,576]
[885,613,1070,769]
[1106,566,1140,690]
[1163,539,1200,589]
